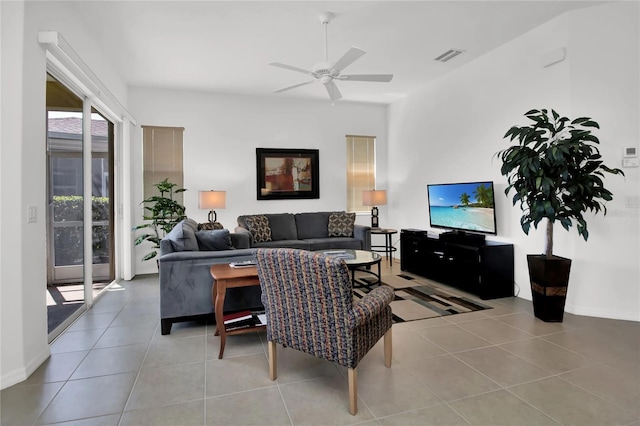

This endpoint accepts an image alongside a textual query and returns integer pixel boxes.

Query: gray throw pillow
[195,229,233,251]
[328,211,355,237]
[166,220,199,251]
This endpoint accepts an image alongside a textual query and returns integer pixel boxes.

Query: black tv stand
[440,230,486,246]
[400,229,514,300]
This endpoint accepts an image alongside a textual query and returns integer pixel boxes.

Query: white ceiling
[72,1,602,104]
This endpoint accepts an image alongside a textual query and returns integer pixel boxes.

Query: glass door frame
[46,70,120,342]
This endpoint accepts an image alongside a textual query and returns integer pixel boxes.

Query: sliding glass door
[46,73,115,339]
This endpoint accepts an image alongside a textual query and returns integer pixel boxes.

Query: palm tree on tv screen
[473,184,493,207]
[460,193,471,206]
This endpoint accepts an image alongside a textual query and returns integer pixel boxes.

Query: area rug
[353,273,492,323]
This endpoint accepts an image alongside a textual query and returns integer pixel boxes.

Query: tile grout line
[37,285,135,425]
[259,332,296,426]
[202,321,209,426]
[116,288,160,426]
[554,372,639,418]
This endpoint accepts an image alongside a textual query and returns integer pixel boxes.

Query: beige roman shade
[346,135,376,213]
[142,125,185,206]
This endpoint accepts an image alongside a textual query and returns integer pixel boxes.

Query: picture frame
[256,148,319,200]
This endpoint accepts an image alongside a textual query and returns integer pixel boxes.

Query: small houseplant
[498,109,623,321]
[133,178,187,261]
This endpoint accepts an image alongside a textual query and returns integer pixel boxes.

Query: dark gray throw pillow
[328,211,355,237]
[195,229,234,251]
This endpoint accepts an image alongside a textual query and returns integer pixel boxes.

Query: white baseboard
[0,346,51,390]
[516,295,640,322]
[564,303,640,322]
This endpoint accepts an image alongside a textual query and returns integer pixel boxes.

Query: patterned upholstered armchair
[255,248,394,415]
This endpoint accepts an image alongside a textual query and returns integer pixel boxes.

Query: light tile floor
[2,261,639,426]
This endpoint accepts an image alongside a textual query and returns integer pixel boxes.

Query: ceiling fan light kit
[269,11,393,102]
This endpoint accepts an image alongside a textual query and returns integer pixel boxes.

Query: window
[346,135,376,212]
[142,125,184,205]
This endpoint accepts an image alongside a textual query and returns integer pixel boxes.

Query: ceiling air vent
[434,49,465,62]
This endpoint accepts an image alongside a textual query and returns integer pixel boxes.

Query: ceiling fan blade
[332,47,366,72]
[274,80,316,93]
[324,80,342,102]
[339,74,394,82]
[269,62,315,76]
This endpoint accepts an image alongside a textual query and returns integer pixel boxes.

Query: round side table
[370,228,398,266]
[316,249,382,288]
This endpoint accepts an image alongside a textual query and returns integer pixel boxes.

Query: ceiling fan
[269,12,394,102]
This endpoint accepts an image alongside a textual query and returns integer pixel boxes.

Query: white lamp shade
[198,191,226,209]
[362,190,387,206]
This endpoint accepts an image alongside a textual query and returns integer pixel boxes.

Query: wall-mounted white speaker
[541,47,566,68]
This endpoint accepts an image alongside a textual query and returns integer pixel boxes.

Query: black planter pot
[527,254,572,322]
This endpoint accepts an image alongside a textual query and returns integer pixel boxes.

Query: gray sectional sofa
[158,213,370,334]
[235,212,371,250]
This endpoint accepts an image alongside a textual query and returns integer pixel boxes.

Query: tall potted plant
[133,178,187,261]
[498,109,624,321]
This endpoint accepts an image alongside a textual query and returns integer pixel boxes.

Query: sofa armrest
[234,226,254,247]
[354,224,371,251]
[230,232,250,249]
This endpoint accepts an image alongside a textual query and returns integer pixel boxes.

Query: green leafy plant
[498,108,624,258]
[52,196,110,265]
[133,178,187,261]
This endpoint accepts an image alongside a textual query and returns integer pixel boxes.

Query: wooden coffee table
[210,264,265,359]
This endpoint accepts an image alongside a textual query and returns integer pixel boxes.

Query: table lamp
[198,190,226,228]
[362,190,387,228]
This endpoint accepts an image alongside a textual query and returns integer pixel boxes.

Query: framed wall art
[256,148,319,200]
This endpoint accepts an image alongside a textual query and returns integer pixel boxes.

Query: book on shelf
[223,310,252,324]
[225,319,254,331]
[253,312,267,326]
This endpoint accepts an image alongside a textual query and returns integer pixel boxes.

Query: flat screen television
[427,181,497,235]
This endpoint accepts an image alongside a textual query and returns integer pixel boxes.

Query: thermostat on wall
[624,147,637,158]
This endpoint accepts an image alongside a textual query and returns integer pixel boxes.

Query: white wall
[0,1,129,389]
[388,2,639,321]
[1,0,29,390]
[129,88,388,274]
[563,3,639,319]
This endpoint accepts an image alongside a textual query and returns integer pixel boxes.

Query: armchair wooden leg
[268,340,277,381]
[384,329,392,368]
[348,367,357,415]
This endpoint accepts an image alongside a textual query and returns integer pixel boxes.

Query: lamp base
[371,206,379,228]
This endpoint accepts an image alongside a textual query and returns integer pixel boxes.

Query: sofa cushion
[328,211,356,237]
[295,212,331,239]
[165,218,199,251]
[304,237,362,251]
[264,213,297,241]
[254,239,310,250]
[195,229,234,251]
[244,215,272,243]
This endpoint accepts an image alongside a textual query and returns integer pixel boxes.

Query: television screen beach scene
[427,182,496,234]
